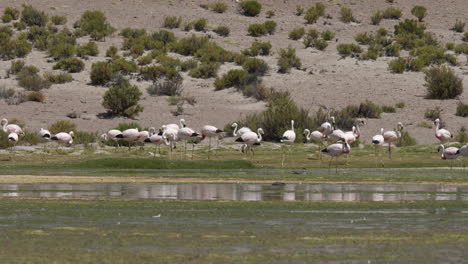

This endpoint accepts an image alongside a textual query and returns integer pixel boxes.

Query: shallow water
[1,182,467,201]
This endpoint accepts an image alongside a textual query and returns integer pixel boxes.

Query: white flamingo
[280,120,296,167]
[232,123,252,153]
[118,128,140,149]
[100,129,123,147]
[51,131,74,147]
[145,127,168,156]
[383,122,404,159]
[1,119,24,136]
[304,128,326,159]
[177,121,200,156]
[201,125,224,154]
[7,132,18,151]
[321,138,351,173]
[434,119,452,144]
[438,144,460,170]
[39,128,51,140]
[162,126,179,156]
[235,128,264,159]
[165,119,185,131]
[319,116,334,137]
[371,128,385,166]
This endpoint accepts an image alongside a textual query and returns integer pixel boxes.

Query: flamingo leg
[388,144,392,159]
[281,146,285,167]
[191,143,194,160]
[328,157,332,173]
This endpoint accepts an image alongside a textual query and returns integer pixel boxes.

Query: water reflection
[0,183,467,202]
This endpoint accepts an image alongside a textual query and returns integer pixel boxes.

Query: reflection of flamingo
[321,138,350,173]
[383,122,403,159]
[235,128,264,159]
[434,118,452,144]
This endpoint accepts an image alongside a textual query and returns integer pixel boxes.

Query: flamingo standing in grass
[319,116,334,137]
[100,129,122,148]
[232,123,251,153]
[304,128,326,159]
[162,126,178,156]
[51,131,74,147]
[177,121,200,157]
[39,128,51,140]
[321,138,350,173]
[1,119,24,136]
[434,118,452,144]
[118,128,140,149]
[383,122,403,159]
[201,125,223,155]
[7,132,18,151]
[235,128,264,159]
[280,120,296,167]
[145,127,168,156]
[372,128,385,166]
[438,144,460,170]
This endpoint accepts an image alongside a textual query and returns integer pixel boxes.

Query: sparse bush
[382,105,396,113]
[8,60,25,75]
[147,75,183,96]
[189,62,220,79]
[455,102,468,117]
[26,91,45,102]
[242,57,269,76]
[18,69,51,91]
[411,6,427,22]
[13,21,27,30]
[342,100,383,119]
[43,71,73,83]
[53,57,84,73]
[171,34,209,56]
[76,41,98,58]
[424,106,442,120]
[102,78,144,118]
[340,7,355,23]
[74,10,115,40]
[277,46,301,73]
[451,19,465,32]
[239,0,262,17]
[137,55,152,65]
[266,10,275,18]
[4,7,20,21]
[51,15,67,25]
[21,4,48,27]
[371,10,383,25]
[384,43,401,57]
[139,65,177,81]
[304,3,325,24]
[296,6,304,16]
[90,61,113,85]
[313,39,328,50]
[2,14,13,23]
[210,2,228,13]
[388,57,406,73]
[242,84,272,101]
[264,20,276,34]
[321,30,335,41]
[0,86,15,100]
[152,29,176,45]
[395,102,405,109]
[112,58,138,74]
[49,120,77,134]
[355,32,373,45]
[336,43,362,57]
[106,45,118,57]
[424,65,463,99]
[454,129,468,143]
[183,22,193,32]
[180,59,198,72]
[243,41,272,56]
[454,43,468,54]
[214,25,230,37]
[247,23,267,37]
[383,7,403,19]
[306,29,320,39]
[289,27,305,40]
[463,33,468,42]
[193,18,207,32]
[163,16,182,29]
[409,45,448,67]
[396,131,417,147]
[0,38,32,60]
[215,69,248,90]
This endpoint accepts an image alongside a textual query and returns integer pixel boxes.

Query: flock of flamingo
[2,117,467,170]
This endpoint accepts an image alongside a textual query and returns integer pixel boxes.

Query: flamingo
[162,126,179,156]
[7,132,18,151]
[232,123,252,153]
[177,121,199,156]
[145,127,168,156]
[201,125,223,154]
[319,116,334,136]
[438,144,460,170]
[304,128,326,159]
[51,131,74,147]
[459,144,468,171]
[383,122,404,159]
[165,119,185,131]
[39,128,51,140]
[235,128,264,159]
[372,128,385,166]
[434,119,452,144]
[1,119,24,136]
[118,128,140,149]
[280,120,296,167]
[321,138,351,173]
[100,129,122,148]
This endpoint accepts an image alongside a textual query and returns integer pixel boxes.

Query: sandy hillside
[0,0,466,144]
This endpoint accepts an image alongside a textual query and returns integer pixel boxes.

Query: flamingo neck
[305,129,311,141]
[233,124,238,136]
[291,120,294,131]
[257,129,262,142]
[435,122,440,132]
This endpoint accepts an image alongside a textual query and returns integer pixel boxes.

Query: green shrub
[8,60,25,75]
[289,27,305,40]
[46,32,77,59]
[424,106,442,120]
[147,75,183,96]
[336,43,362,57]
[137,55,152,65]
[26,91,45,102]
[53,57,84,73]
[0,38,32,60]
[344,100,383,119]
[49,120,77,134]
[296,6,304,16]
[305,35,315,47]
[396,131,417,147]
[74,131,97,145]
[411,6,427,22]
[106,45,118,57]
[210,2,228,13]
[163,16,182,28]
[264,20,276,34]
[215,69,248,90]
[313,39,328,50]
[152,30,175,45]
[454,129,468,144]
[306,28,320,39]
[13,21,27,30]
[371,10,383,25]
[2,14,13,23]
[74,10,115,40]
[388,58,406,73]
[354,32,373,45]
[76,41,98,57]
[395,102,405,108]
[382,7,402,19]
[171,34,209,56]
[340,7,355,23]
[242,58,269,76]
[384,43,401,57]
[90,61,113,85]
[4,7,20,21]
[112,58,138,74]
[382,105,396,113]
[417,121,432,128]
[247,23,267,37]
[454,43,468,54]
[189,62,220,79]
[425,65,463,99]
[239,1,262,17]
[214,25,230,37]
[455,102,468,117]
[451,19,465,32]
[51,15,67,25]
[321,30,335,41]
[304,3,325,24]
[250,41,272,56]
[18,69,51,91]
[463,32,468,42]
[183,22,193,31]
[194,43,233,63]
[193,18,207,31]
[409,45,448,67]
[102,78,143,118]
[266,10,275,18]
[43,71,73,83]
[21,4,48,27]
[180,59,198,72]
[277,46,301,73]
[242,84,272,101]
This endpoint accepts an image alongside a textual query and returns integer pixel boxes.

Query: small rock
[66,112,78,119]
